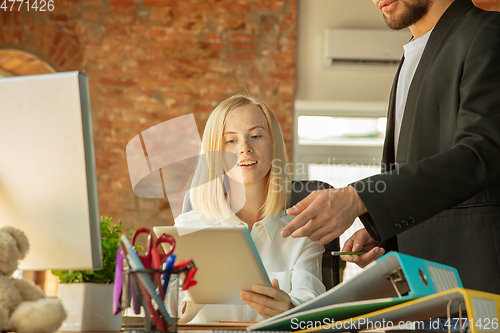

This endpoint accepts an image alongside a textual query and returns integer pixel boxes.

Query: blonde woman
[175,94,325,323]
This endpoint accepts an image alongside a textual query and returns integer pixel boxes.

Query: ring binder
[384,267,407,298]
[285,288,500,333]
[249,252,463,332]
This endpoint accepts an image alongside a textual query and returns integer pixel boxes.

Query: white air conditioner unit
[324,28,412,68]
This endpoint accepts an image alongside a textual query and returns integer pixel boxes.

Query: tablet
[153,226,271,304]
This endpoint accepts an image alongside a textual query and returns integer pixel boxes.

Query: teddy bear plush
[0,226,66,333]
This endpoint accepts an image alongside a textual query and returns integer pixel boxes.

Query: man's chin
[382,0,431,31]
[383,15,412,30]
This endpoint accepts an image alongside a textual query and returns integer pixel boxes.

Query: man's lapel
[382,58,402,172]
[394,0,474,163]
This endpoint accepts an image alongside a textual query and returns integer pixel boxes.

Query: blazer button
[401,220,408,227]
[394,223,402,229]
[408,216,416,224]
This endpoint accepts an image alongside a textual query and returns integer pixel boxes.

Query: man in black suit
[281,0,500,294]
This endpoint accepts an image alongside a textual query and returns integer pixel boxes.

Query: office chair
[288,180,340,290]
[181,180,340,290]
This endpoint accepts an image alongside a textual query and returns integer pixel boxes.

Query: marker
[331,251,366,256]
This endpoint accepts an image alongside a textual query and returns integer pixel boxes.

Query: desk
[55,324,248,333]
[54,329,433,333]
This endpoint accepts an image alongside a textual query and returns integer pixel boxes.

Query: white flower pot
[57,283,122,332]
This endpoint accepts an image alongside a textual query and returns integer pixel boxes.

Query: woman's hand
[240,279,293,319]
[340,228,384,268]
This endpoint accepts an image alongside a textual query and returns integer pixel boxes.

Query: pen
[120,235,175,327]
[331,251,366,256]
[162,254,176,297]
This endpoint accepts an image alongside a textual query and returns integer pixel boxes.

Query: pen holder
[121,267,179,333]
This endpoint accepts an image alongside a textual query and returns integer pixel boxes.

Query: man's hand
[240,279,293,319]
[340,228,384,268]
[281,186,368,244]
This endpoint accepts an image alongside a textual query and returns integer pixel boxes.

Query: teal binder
[249,252,463,331]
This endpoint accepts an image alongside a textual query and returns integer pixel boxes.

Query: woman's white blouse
[173,210,326,323]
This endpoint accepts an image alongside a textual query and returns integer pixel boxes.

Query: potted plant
[52,216,130,332]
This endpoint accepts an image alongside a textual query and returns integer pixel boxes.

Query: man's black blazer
[352,0,500,294]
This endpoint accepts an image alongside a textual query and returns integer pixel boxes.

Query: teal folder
[248,252,463,331]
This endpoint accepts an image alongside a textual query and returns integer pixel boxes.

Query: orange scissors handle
[131,228,153,268]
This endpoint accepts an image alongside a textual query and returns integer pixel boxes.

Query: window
[293,100,388,280]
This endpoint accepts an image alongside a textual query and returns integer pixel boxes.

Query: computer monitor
[0,72,102,270]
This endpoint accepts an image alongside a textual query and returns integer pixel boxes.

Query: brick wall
[0,0,297,232]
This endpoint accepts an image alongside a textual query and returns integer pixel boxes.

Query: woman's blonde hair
[189,94,290,221]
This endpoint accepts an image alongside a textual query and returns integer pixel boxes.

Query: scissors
[131,228,176,269]
[131,228,176,309]
[132,229,197,292]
